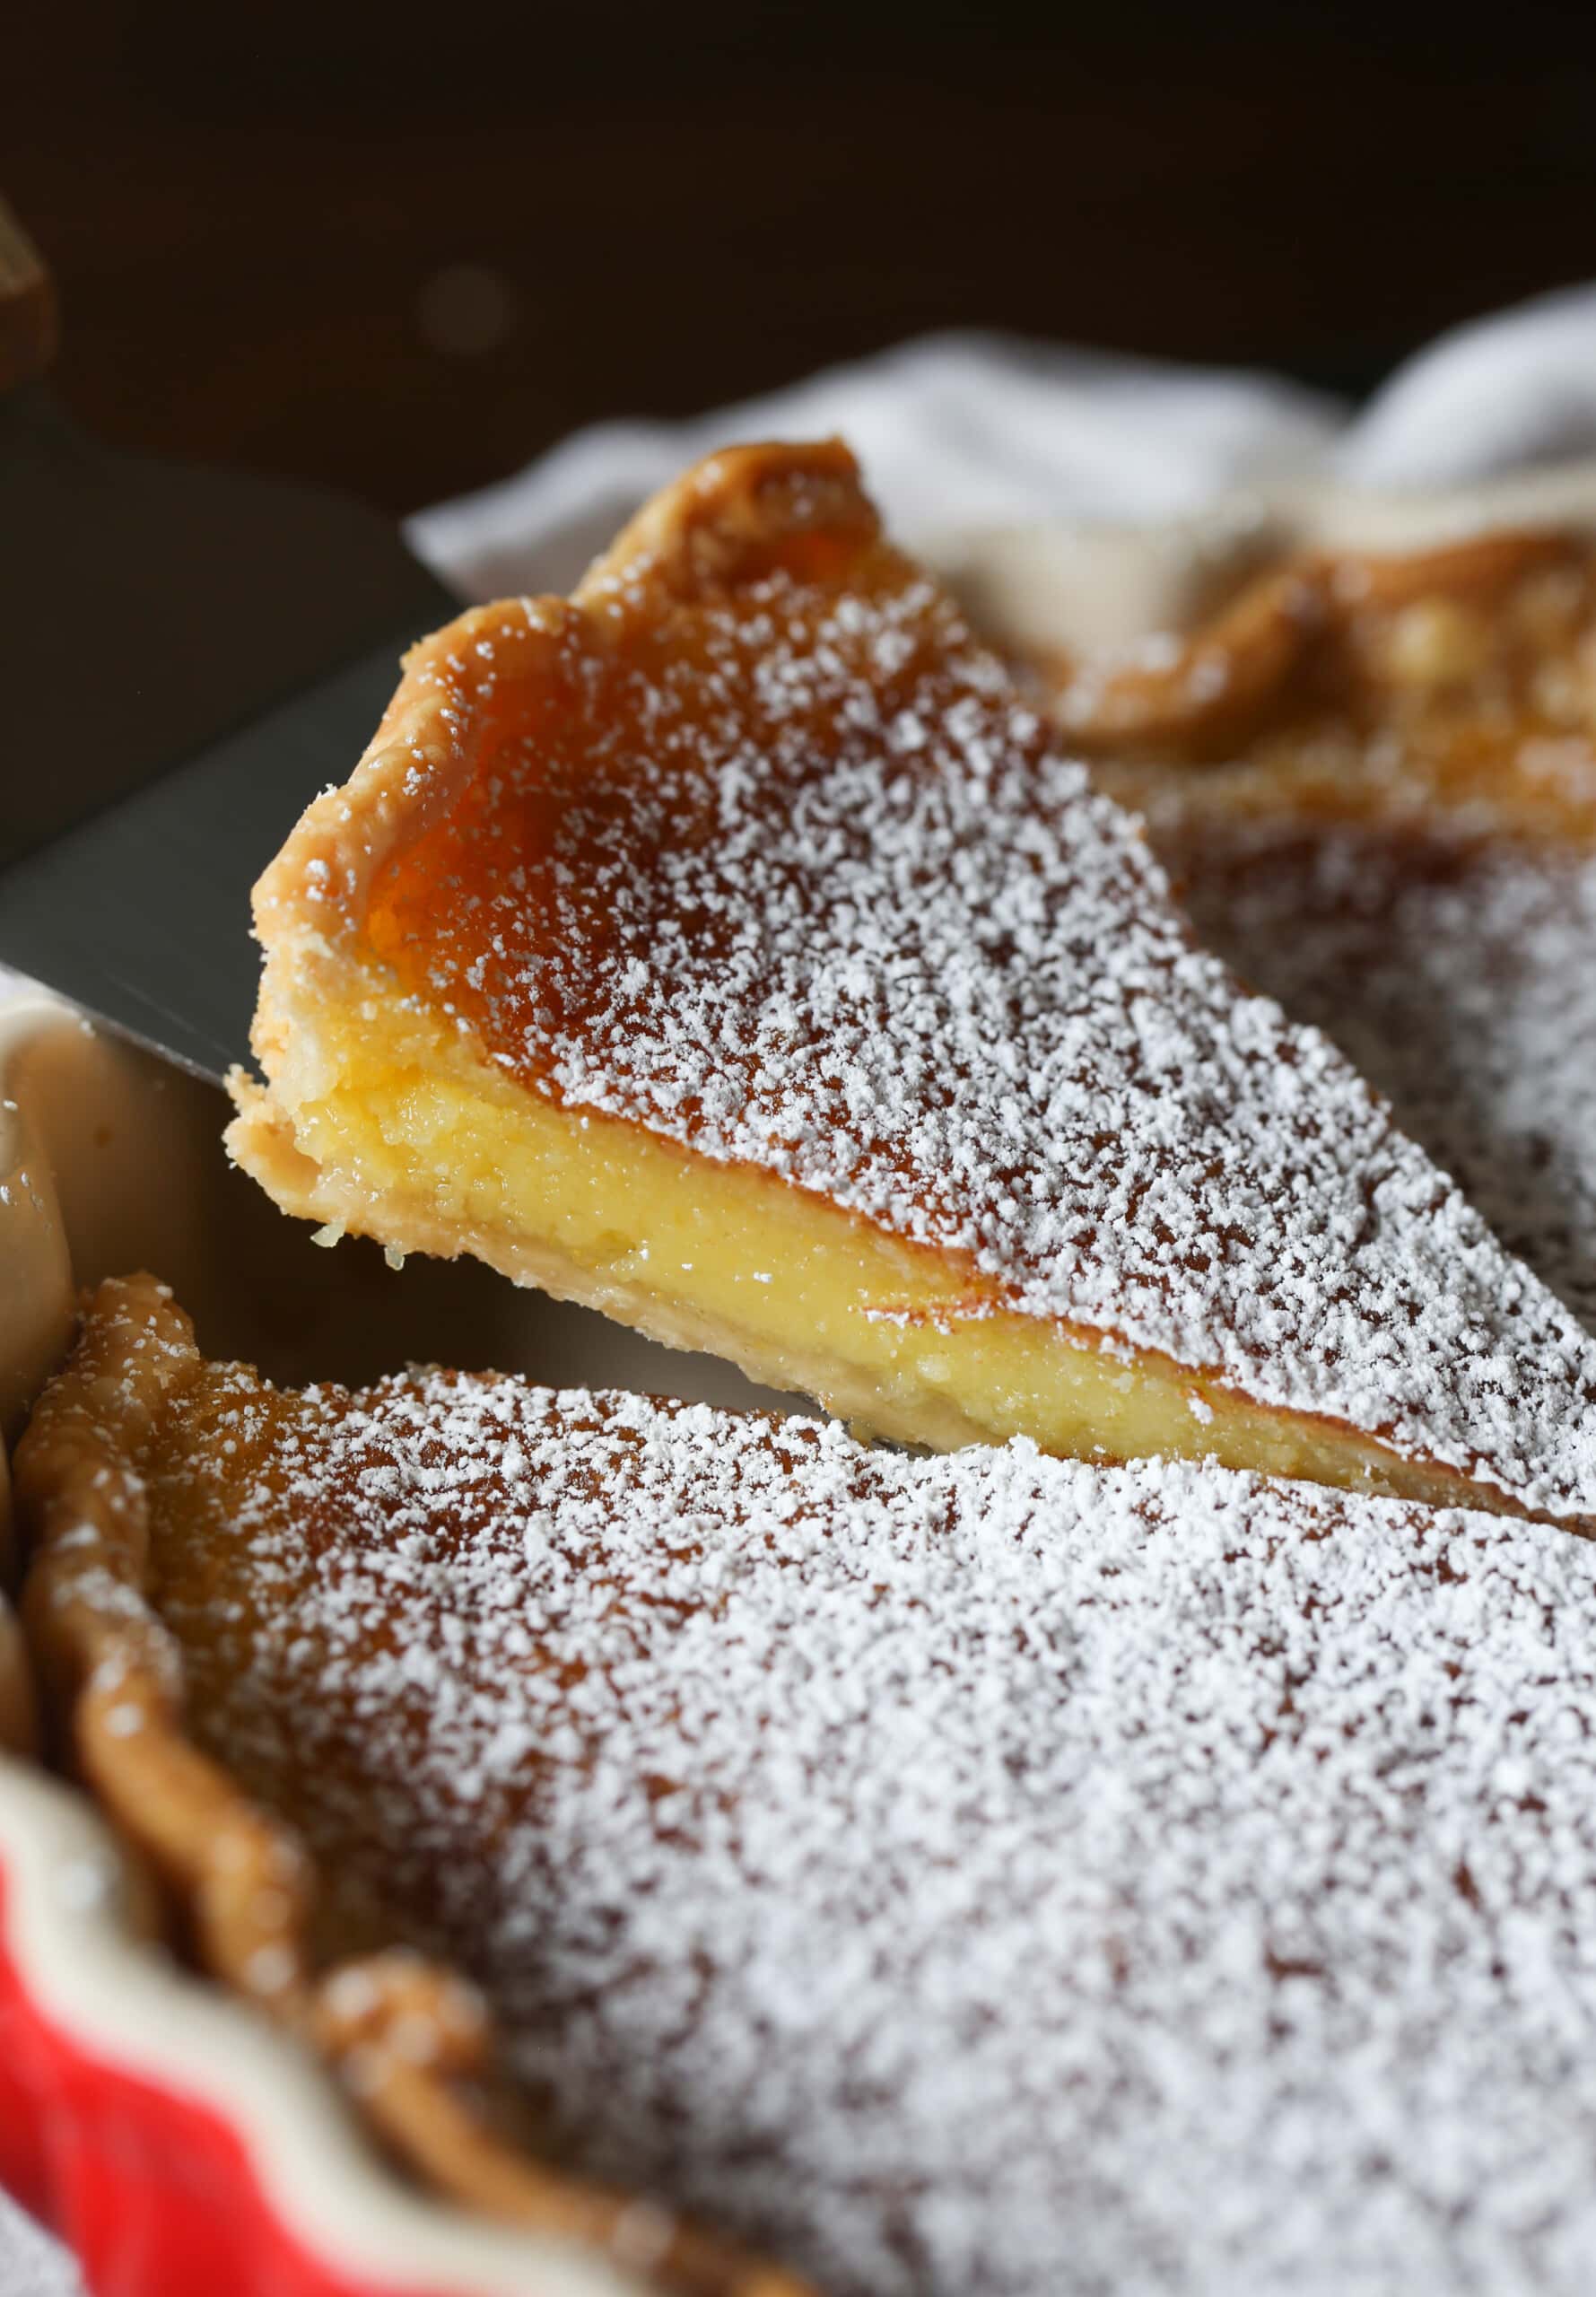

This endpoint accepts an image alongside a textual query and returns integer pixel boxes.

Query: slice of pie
[18,1274,1596,2294]
[224,441,1596,1525]
[968,513,1596,1331]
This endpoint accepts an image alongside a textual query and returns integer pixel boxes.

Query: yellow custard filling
[237,981,1492,1513]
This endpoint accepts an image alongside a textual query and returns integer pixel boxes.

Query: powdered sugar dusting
[157,1365,1596,2296]
[1163,829,1596,1338]
[374,567,1596,1516]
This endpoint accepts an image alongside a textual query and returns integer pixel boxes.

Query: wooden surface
[8,1,1596,519]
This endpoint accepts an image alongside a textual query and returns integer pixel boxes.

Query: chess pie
[988,516,1596,1332]
[226,441,1596,1525]
[18,1273,1596,2294]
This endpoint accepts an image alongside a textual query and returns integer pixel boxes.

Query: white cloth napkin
[11,281,1596,2297]
[408,284,1596,603]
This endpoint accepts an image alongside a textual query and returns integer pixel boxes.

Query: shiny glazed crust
[10,1272,811,2297]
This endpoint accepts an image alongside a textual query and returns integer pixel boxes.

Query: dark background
[10,1,1596,520]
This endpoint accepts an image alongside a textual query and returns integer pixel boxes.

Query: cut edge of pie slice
[224,441,1596,1528]
[12,1271,811,2297]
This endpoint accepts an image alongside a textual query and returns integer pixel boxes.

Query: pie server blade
[0,200,458,1081]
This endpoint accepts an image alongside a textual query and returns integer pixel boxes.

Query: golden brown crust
[13,1275,813,2297]
[222,443,1596,1527]
[1042,530,1581,759]
[1012,523,1596,843]
[15,1275,317,1993]
[225,436,1012,1462]
[246,440,878,963]
[594,436,878,602]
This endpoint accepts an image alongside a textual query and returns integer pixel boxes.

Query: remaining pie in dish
[18,1273,1596,2296]
[973,519,1596,842]
[225,440,1596,1525]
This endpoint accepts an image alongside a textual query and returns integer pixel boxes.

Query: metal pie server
[0,199,459,1080]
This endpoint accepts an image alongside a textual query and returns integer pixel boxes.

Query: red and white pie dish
[0,990,784,2297]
